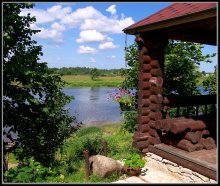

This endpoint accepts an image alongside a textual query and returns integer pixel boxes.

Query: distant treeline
[50,67,125,77]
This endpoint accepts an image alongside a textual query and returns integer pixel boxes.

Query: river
[63,87,124,125]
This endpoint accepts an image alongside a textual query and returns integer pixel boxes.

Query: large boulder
[89,155,123,177]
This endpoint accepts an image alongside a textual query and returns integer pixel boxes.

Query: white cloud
[61,6,102,27]
[106,5,116,15]
[77,45,97,54]
[20,8,54,24]
[111,55,116,59]
[76,30,111,43]
[30,24,64,43]
[51,22,65,31]
[99,42,119,50]
[80,16,134,34]
[47,5,72,19]
[90,57,96,63]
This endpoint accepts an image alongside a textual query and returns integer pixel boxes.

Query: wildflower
[108,88,135,110]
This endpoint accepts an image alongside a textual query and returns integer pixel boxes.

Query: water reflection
[63,87,124,125]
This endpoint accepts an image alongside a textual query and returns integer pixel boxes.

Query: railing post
[83,150,90,181]
[102,140,108,156]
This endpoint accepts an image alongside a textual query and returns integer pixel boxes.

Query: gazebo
[123,2,217,180]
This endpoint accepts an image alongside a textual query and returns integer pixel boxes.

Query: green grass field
[61,75,124,87]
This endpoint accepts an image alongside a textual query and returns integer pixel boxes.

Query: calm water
[63,87,124,125]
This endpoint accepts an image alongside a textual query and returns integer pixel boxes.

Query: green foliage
[3,3,80,167]
[50,67,122,77]
[124,154,145,168]
[90,68,100,80]
[3,157,60,183]
[61,128,104,164]
[202,65,217,94]
[121,43,139,93]
[164,40,215,96]
[75,126,102,137]
[121,111,138,133]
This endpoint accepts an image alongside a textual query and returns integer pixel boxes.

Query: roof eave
[123,7,216,35]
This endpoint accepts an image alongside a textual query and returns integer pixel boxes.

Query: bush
[76,126,102,137]
[121,111,138,133]
[3,157,60,183]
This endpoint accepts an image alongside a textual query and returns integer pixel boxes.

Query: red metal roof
[124,3,217,31]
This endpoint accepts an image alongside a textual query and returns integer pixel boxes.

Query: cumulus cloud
[76,30,112,43]
[106,5,116,15]
[61,6,102,27]
[99,42,119,50]
[51,22,65,31]
[30,23,64,43]
[80,16,134,33]
[20,5,71,24]
[77,45,97,54]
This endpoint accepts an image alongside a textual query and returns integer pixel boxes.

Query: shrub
[76,126,102,137]
[121,111,138,133]
[3,157,60,183]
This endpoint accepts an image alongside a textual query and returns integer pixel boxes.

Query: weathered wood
[149,60,161,68]
[149,77,163,86]
[139,81,151,90]
[132,140,150,149]
[149,112,162,121]
[137,124,150,132]
[150,68,163,77]
[141,73,152,81]
[169,119,206,134]
[198,137,216,150]
[149,95,163,104]
[148,136,161,145]
[150,86,163,95]
[133,132,150,141]
[142,64,152,72]
[184,131,201,144]
[176,139,196,152]
[140,90,151,98]
[149,103,162,112]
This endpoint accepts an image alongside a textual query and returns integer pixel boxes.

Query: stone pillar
[132,33,168,153]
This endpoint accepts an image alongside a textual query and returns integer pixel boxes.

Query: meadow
[62,75,124,87]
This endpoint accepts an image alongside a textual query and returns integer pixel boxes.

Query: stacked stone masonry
[143,152,217,183]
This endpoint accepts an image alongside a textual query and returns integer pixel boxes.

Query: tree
[163,40,215,95]
[3,3,80,168]
[121,40,216,98]
[90,68,99,80]
[202,65,217,94]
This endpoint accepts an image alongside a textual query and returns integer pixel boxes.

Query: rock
[167,164,180,173]
[192,172,210,182]
[89,155,123,177]
[150,153,163,162]
[180,167,192,175]
[162,159,178,167]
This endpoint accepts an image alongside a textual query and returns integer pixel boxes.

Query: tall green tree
[122,40,216,98]
[202,65,217,94]
[3,3,80,168]
[163,40,215,95]
[90,68,100,80]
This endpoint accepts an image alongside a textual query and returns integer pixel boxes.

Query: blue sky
[20,2,217,72]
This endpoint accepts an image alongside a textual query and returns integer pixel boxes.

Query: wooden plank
[149,144,217,180]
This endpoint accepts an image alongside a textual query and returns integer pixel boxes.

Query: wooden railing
[163,95,216,118]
